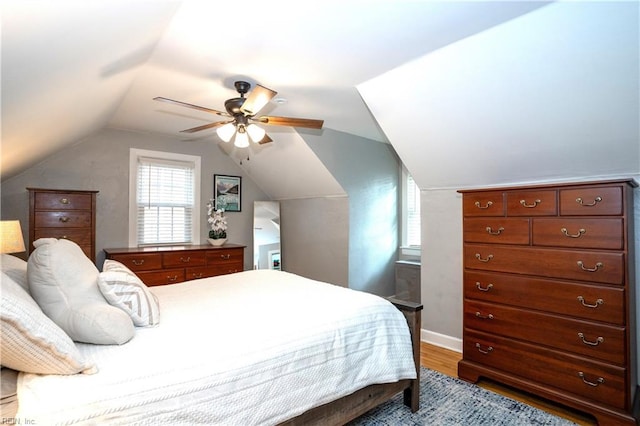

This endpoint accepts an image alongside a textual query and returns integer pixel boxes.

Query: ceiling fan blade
[180,120,233,133]
[258,116,324,129]
[240,85,277,116]
[258,134,273,145]
[154,96,228,116]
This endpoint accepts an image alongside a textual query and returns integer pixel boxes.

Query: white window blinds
[136,156,195,245]
[406,174,421,247]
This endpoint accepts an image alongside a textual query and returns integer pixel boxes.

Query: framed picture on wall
[214,174,242,212]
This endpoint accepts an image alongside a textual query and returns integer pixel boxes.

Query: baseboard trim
[421,329,462,353]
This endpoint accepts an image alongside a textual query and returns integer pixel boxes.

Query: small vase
[208,238,227,246]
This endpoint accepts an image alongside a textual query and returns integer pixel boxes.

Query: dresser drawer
[109,253,163,271]
[506,190,557,216]
[184,266,215,281]
[464,271,625,325]
[463,218,529,244]
[206,248,244,265]
[34,211,92,228]
[34,192,93,210]
[464,244,624,285]
[560,186,623,216]
[163,251,206,268]
[462,192,505,217]
[34,228,92,246]
[532,218,623,249]
[465,300,626,365]
[464,330,627,410]
[136,269,185,286]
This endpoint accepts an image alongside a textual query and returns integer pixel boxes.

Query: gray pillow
[28,238,134,345]
[1,254,28,293]
[1,271,96,374]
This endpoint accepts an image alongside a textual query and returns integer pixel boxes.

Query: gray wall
[0,127,270,269]
[280,196,349,287]
[305,129,400,296]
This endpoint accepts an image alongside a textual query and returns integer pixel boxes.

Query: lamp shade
[234,131,250,148]
[216,122,236,142]
[0,220,26,254]
[246,124,266,143]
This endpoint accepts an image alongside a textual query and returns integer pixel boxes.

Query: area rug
[348,367,578,425]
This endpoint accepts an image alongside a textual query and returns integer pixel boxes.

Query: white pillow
[27,238,134,345]
[98,260,160,327]
[1,254,28,293]
[0,271,96,375]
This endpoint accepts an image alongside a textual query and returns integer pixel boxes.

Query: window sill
[399,246,421,260]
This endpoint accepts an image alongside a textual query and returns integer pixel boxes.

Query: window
[129,149,201,246]
[401,166,421,255]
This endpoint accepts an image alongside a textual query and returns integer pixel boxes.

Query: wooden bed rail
[388,297,423,412]
[280,297,423,425]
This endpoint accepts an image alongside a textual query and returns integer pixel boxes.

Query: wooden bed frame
[281,298,423,425]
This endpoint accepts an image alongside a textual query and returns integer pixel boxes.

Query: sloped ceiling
[1,0,551,189]
[360,1,640,190]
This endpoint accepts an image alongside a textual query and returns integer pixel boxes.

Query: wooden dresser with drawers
[458,179,637,425]
[28,188,98,260]
[103,244,245,287]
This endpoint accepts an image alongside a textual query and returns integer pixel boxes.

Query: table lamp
[0,220,26,254]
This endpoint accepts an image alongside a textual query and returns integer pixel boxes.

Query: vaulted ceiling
[3,1,638,193]
[1,0,552,183]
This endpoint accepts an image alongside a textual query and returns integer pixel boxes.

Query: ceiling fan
[154,81,324,148]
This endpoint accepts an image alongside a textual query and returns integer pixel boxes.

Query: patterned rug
[348,367,578,425]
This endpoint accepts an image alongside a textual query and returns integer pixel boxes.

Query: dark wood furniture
[281,298,422,425]
[103,244,245,286]
[458,179,637,425]
[28,188,98,260]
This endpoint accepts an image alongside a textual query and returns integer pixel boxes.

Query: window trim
[128,148,201,247]
[400,165,421,256]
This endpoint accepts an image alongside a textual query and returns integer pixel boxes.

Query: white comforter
[16,270,416,425]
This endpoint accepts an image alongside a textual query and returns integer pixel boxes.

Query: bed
[1,239,421,425]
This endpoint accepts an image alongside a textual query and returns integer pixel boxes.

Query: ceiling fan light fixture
[234,130,250,148]
[246,124,266,143]
[216,122,236,142]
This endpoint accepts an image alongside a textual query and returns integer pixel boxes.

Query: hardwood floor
[420,342,597,425]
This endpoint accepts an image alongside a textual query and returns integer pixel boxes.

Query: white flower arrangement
[206,199,227,239]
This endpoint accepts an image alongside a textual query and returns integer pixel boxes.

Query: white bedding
[16,270,416,425]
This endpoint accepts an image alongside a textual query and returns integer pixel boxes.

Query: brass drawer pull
[561,227,586,238]
[520,199,541,208]
[475,343,493,354]
[576,196,602,207]
[577,261,603,272]
[180,256,191,263]
[475,312,494,320]
[578,372,604,387]
[192,273,203,279]
[578,332,604,346]
[220,254,231,260]
[59,216,70,223]
[485,226,504,235]
[167,275,178,282]
[577,296,603,309]
[475,282,493,292]
[131,259,145,266]
[474,201,493,209]
[60,198,70,204]
[475,253,493,263]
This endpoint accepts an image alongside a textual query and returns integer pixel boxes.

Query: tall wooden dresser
[458,179,637,425]
[28,188,98,260]
[104,244,245,287]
